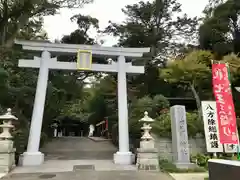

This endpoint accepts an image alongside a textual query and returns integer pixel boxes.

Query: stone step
[44,151,116,160]
[88,137,112,142]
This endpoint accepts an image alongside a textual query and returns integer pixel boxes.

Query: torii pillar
[15,40,150,166]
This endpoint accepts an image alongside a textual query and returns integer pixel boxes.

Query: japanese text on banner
[201,101,223,152]
[212,63,238,144]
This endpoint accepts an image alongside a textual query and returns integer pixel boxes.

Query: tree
[103,0,198,99]
[160,50,213,118]
[0,0,93,47]
[61,14,99,44]
[55,14,112,127]
[127,94,170,141]
[152,110,204,138]
[104,0,198,63]
[60,92,93,122]
[203,0,224,18]
[17,17,48,40]
[199,0,240,58]
[0,11,95,158]
[60,14,105,81]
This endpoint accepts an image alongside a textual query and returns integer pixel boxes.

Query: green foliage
[152,111,204,138]
[102,0,198,101]
[160,50,212,85]
[0,12,100,157]
[104,0,198,62]
[199,0,240,57]
[191,153,210,168]
[61,96,93,123]
[12,127,29,163]
[62,14,99,45]
[128,95,170,140]
[0,0,93,47]
[159,159,206,173]
[130,95,170,119]
[160,50,214,119]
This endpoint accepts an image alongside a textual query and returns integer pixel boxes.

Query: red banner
[212,63,238,144]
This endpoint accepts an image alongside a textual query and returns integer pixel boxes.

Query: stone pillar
[170,105,195,169]
[114,55,133,165]
[21,51,51,166]
[137,112,159,171]
[0,108,18,173]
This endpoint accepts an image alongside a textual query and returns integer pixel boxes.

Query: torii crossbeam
[15,40,150,166]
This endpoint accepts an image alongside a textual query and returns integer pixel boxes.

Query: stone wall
[155,137,206,161]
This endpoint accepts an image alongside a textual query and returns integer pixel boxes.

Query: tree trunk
[189,83,202,120]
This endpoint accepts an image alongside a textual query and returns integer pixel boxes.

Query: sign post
[202,101,223,153]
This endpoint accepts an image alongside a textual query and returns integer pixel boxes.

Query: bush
[12,128,29,164]
[159,159,206,173]
[152,111,204,138]
[191,153,210,168]
[129,95,170,119]
[159,159,178,172]
[128,95,170,140]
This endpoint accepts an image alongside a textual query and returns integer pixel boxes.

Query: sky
[43,0,209,46]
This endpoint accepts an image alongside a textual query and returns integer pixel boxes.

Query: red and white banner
[212,63,238,144]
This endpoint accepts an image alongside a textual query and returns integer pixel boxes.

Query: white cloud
[43,0,209,46]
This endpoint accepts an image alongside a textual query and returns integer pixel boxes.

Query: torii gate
[15,40,150,166]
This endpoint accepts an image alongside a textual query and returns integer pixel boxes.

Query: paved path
[11,160,137,173]
[170,173,208,180]
[1,171,174,180]
[42,137,117,160]
[1,137,174,180]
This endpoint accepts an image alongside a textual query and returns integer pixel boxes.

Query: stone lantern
[0,108,18,173]
[0,108,18,139]
[136,111,159,171]
[139,111,154,148]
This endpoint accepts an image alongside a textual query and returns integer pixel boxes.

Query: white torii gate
[15,40,150,166]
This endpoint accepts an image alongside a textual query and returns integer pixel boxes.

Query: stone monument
[136,112,159,171]
[170,105,195,169]
[0,108,18,173]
